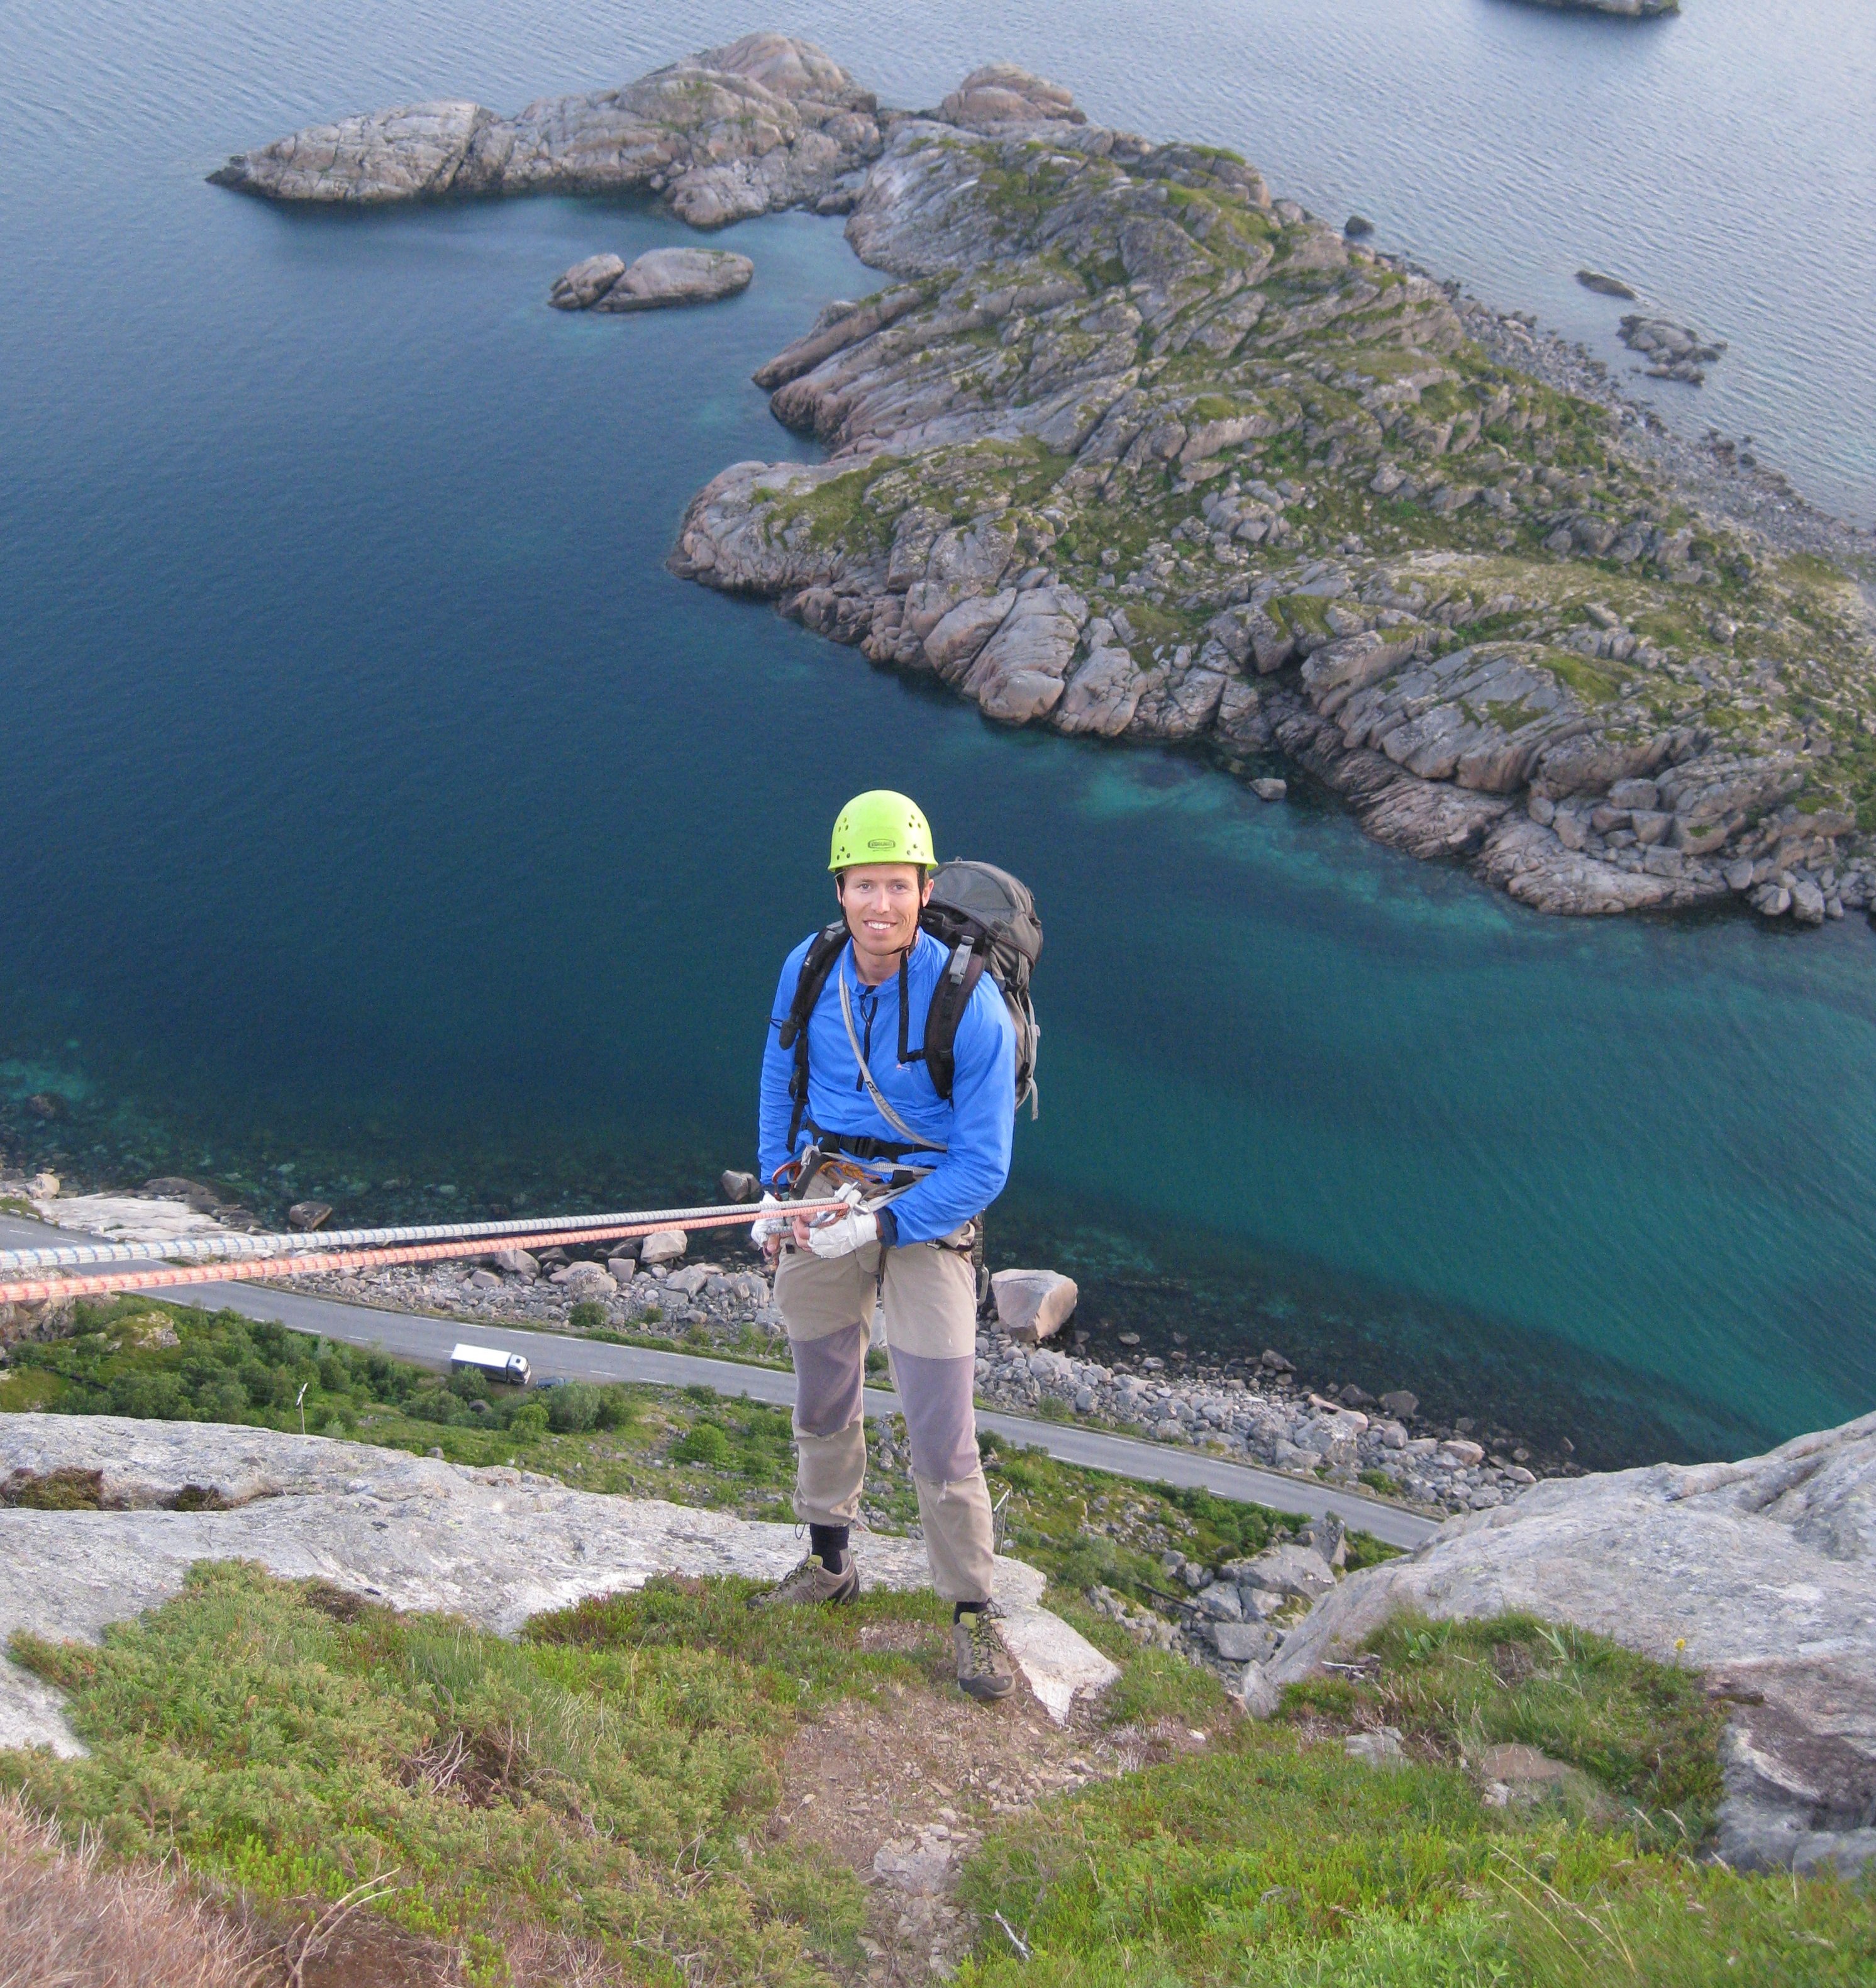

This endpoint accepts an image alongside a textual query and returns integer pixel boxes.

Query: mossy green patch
[1,1562,948,1982]
[956,1613,1873,1987]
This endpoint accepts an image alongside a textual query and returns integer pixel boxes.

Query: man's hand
[750,1194,791,1264]
[783,1182,878,1260]
[804,1203,879,1259]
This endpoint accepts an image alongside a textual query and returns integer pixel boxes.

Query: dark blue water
[3,0,1874,1467]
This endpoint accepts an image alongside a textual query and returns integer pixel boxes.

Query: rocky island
[214,36,1876,925]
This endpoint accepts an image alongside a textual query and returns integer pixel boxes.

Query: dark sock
[808,1524,850,1573]
[953,1601,987,1623]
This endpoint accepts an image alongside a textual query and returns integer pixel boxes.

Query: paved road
[0,1213,1440,1548]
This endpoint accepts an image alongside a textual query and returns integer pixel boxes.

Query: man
[752,790,1018,1702]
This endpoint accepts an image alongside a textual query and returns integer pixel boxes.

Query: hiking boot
[953,1603,1014,1702]
[747,1553,860,1609]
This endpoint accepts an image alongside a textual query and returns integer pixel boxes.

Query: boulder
[1266,1411,1876,1875]
[491,1249,538,1277]
[547,251,626,308]
[640,1229,687,1266]
[553,247,753,313]
[286,1201,332,1231]
[1052,644,1146,737]
[1236,1541,1336,1603]
[1214,1620,1279,1663]
[1345,1728,1407,1768]
[963,587,1083,723]
[938,64,1084,130]
[1252,777,1288,802]
[558,1263,618,1300]
[1575,269,1638,300]
[991,1268,1079,1343]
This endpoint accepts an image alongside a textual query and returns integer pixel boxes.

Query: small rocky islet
[548,245,752,313]
[213,35,1876,928]
[1518,0,1680,16]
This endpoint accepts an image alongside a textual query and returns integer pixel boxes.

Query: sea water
[3,0,1873,1465]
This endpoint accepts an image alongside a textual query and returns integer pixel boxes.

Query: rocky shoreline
[211,35,1876,928]
[1,1174,1563,1527]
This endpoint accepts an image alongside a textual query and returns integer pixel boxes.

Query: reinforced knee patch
[912,1467,996,1606]
[887,1347,981,1483]
[791,1322,867,1438]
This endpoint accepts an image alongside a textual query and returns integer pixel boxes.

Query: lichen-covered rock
[665,78,1870,919]
[210,33,882,222]
[1263,1411,1876,1876]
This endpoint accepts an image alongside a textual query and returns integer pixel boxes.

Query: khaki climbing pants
[775,1228,995,1605]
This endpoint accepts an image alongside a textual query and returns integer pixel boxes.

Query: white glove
[806,1183,880,1260]
[750,1193,791,1247]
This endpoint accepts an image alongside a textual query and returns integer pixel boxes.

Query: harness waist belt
[808,1123,945,1165]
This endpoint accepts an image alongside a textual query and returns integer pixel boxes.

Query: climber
[748,790,1018,1702]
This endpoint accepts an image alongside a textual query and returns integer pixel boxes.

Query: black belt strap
[806,1120,945,1166]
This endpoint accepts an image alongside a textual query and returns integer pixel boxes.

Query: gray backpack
[780,859,1042,1136]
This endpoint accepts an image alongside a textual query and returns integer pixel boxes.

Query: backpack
[778,860,1042,1155]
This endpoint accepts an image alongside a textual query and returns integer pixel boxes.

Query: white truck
[450,1341,531,1387]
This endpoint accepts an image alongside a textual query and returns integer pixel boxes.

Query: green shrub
[673,1421,733,1467]
[545,1380,603,1433]
[1357,1611,1728,1831]
[504,1402,548,1439]
[567,1299,607,1331]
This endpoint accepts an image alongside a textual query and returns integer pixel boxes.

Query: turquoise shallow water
[3,0,1874,1465]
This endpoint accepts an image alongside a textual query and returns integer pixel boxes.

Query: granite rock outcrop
[209,33,882,226]
[669,76,1873,918]
[0,1414,1118,1752]
[1263,1411,1876,1875]
[549,245,753,312]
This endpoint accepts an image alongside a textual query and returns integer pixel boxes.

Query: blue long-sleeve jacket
[758,927,1015,1244]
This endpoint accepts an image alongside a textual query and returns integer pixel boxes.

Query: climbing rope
[0,1197,839,1308]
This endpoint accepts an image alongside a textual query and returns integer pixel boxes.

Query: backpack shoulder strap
[921,940,988,1104]
[778,925,847,1150]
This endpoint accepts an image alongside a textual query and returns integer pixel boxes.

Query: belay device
[779,859,1043,1154]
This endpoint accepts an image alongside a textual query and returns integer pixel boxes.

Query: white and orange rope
[0,1199,840,1308]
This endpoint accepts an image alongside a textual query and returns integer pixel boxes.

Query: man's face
[838,863,928,960]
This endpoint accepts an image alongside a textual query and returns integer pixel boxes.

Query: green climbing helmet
[828,790,936,871]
